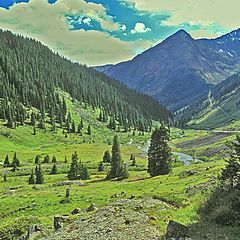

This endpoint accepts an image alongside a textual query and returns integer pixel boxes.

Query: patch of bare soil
[175,132,233,149]
[49,198,173,240]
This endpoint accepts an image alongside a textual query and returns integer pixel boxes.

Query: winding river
[140,141,194,166]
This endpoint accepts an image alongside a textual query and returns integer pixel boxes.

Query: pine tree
[108,116,116,130]
[33,125,36,135]
[62,97,67,116]
[148,125,171,177]
[98,111,103,122]
[102,111,107,122]
[35,165,44,184]
[12,162,18,172]
[121,164,129,179]
[31,112,36,126]
[3,174,7,182]
[52,155,57,163]
[28,170,35,184]
[3,155,10,167]
[87,123,91,135]
[80,117,84,128]
[12,152,20,167]
[43,155,50,163]
[77,123,83,133]
[220,135,240,189]
[71,120,76,133]
[98,161,104,172]
[38,115,45,129]
[50,164,58,175]
[68,152,80,180]
[130,155,136,166]
[103,150,111,163]
[106,135,124,179]
[66,188,70,198]
[35,155,40,164]
[7,106,14,128]
[66,116,71,133]
[79,163,90,180]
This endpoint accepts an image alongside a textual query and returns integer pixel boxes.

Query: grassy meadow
[0,92,239,239]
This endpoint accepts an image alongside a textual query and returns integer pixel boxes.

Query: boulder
[187,170,198,176]
[129,194,135,199]
[125,219,131,225]
[86,203,98,212]
[135,204,143,211]
[111,193,118,198]
[165,220,189,239]
[54,216,63,231]
[121,191,126,196]
[71,208,81,215]
[149,216,157,221]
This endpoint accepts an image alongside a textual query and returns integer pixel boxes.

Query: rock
[186,170,198,176]
[125,219,131,225]
[135,204,143,211]
[129,195,135,199]
[13,229,24,237]
[86,203,98,212]
[25,225,43,239]
[165,220,189,239]
[106,227,112,233]
[111,193,118,198]
[71,208,81,215]
[54,216,63,231]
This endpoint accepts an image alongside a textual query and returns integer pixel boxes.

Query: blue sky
[0,0,239,65]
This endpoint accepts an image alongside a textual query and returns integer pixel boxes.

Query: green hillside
[187,72,240,130]
[0,29,170,136]
[189,90,240,129]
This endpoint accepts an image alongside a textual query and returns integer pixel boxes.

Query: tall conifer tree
[148,125,171,177]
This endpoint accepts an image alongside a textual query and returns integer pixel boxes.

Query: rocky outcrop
[165,220,190,240]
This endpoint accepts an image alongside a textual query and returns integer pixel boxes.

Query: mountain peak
[170,29,193,40]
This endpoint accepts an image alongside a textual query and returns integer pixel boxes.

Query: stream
[172,152,193,166]
[140,141,194,166]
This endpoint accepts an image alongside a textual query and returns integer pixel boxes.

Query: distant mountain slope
[96,29,240,111]
[188,72,240,129]
[0,29,171,133]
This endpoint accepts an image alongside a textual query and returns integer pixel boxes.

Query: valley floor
[0,125,239,239]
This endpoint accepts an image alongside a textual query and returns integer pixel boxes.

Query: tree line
[2,125,173,184]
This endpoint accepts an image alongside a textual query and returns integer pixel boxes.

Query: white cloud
[0,0,149,65]
[124,0,240,37]
[82,17,92,25]
[130,22,151,34]
[120,24,127,31]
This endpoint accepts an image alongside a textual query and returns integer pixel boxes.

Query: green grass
[189,92,240,130]
[0,91,238,239]
[0,113,227,238]
[0,159,223,233]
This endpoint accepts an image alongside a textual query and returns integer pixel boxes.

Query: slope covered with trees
[0,29,170,133]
